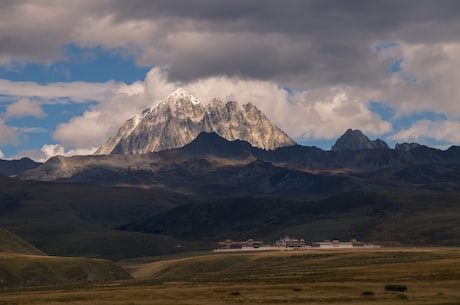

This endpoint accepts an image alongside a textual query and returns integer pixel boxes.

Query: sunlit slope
[131,248,460,284]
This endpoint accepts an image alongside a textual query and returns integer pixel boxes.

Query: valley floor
[1,247,460,304]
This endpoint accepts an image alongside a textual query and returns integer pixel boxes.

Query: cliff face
[95,88,296,154]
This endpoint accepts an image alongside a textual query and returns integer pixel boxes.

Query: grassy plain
[1,247,460,304]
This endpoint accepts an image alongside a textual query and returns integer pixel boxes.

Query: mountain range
[2,89,460,260]
[7,87,460,195]
[14,131,460,196]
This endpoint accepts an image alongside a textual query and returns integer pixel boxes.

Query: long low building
[216,238,380,251]
[311,239,379,248]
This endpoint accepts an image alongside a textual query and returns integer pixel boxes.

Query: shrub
[384,284,407,292]
[361,291,375,296]
[398,293,408,299]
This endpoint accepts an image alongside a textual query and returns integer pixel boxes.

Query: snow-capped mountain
[95,88,296,154]
[331,129,389,151]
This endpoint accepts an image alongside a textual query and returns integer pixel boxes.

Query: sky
[1,0,460,161]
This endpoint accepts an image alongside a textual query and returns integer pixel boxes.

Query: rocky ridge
[332,129,389,151]
[17,131,460,196]
[95,88,296,154]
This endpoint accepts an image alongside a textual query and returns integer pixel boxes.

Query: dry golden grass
[1,247,460,305]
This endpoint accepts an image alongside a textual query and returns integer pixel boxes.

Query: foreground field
[1,248,460,304]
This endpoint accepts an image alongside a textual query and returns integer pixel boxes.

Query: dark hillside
[0,158,41,176]
[117,192,401,243]
[0,227,45,255]
[0,178,195,260]
[118,190,460,248]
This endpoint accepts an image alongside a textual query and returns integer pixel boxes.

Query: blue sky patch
[0,45,150,84]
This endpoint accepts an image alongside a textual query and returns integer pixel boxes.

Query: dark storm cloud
[108,0,460,39]
[103,0,460,85]
[1,0,460,87]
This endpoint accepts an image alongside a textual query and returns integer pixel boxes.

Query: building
[217,239,264,250]
[311,239,378,248]
[275,236,305,248]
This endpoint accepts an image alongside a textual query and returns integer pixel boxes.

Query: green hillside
[0,253,131,288]
[0,226,131,289]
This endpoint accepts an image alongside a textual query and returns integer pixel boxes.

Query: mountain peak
[166,88,200,105]
[332,129,389,151]
[95,91,296,154]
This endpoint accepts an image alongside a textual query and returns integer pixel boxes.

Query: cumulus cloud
[2,1,460,154]
[376,43,460,118]
[2,2,458,113]
[2,1,460,111]
[53,80,150,148]
[390,120,460,145]
[0,78,122,158]
[5,97,46,118]
[53,67,392,150]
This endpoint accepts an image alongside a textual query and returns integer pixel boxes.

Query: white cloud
[12,144,97,163]
[53,67,392,151]
[5,97,46,118]
[179,74,392,140]
[0,119,18,145]
[0,79,121,103]
[54,109,116,148]
[285,86,392,139]
[390,120,460,144]
[0,79,125,157]
[53,81,150,148]
[3,1,460,158]
[376,42,460,118]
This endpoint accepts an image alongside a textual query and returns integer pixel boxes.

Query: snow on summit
[167,88,200,105]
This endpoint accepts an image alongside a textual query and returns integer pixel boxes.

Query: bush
[385,284,407,292]
[361,291,375,296]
